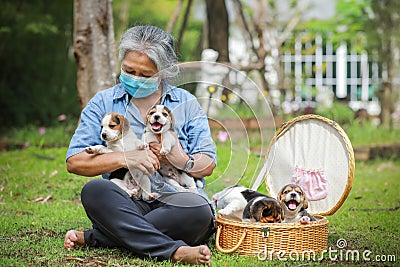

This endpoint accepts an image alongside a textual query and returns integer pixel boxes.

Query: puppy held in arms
[142,104,199,193]
[212,186,283,223]
[277,184,316,224]
[85,112,157,201]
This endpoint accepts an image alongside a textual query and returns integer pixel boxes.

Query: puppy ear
[302,191,309,209]
[164,106,174,129]
[277,186,285,201]
[146,106,155,126]
[122,116,131,134]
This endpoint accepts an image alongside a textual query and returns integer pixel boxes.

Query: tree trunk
[176,0,193,53]
[73,0,117,108]
[205,0,230,62]
[166,0,184,33]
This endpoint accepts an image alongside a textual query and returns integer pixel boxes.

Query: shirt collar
[113,84,128,100]
[162,83,180,102]
[113,82,180,102]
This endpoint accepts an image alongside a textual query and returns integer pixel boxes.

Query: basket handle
[215,225,247,254]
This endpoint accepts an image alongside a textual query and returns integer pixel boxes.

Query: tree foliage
[113,0,202,61]
[0,0,79,129]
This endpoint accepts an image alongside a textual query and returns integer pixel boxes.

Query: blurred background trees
[0,0,78,128]
[0,0,399,132]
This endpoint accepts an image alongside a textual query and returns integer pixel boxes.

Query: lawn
[0,121,399,266]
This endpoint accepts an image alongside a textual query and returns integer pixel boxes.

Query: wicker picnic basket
[215,114,355,257]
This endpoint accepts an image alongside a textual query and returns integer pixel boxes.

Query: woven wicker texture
[215,115,354,256]
[216,215,328,256]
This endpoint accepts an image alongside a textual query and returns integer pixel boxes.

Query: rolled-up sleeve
[66,97,105,161]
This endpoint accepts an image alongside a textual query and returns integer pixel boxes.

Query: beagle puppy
[212,186,248,221]
[277,184,316,224]
[241,190,283,223]
[212,186,283,223]
[142,104,176,155]
[142,105,198,193]
[85,112,157,201]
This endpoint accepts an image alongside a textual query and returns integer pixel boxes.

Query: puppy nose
[290,192,297,198]
[102,133,107,139]
[153,115,160,120]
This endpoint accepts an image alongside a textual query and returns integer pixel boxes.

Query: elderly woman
[64,25,216,265]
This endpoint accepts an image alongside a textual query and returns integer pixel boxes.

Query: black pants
[81,178,215,260]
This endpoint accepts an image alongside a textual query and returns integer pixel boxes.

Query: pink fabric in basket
[291,166,328,201]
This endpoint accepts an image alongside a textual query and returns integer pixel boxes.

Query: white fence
[280,36,382,111]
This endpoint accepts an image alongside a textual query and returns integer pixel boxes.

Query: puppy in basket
[212,186,283,223]
[142,104,198,193]
[277,184,316,224]
[85,112,157,201]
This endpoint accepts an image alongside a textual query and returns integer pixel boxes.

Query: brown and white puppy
[142,105,198,193]
[241,190,283,223]
[158,163,201,193]
[143,104,176,155]
[85,112,157,201]
[212,186,248,221]
[213,186,283,223]
[277,184,316,224]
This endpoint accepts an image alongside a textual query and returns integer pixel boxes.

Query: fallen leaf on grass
[49,170,58,178]
[66,257,85,263]
[33,195,52,203]
[66,257,107,266]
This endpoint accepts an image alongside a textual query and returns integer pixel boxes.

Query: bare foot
[172,245,211,266]
[64,230,85,251]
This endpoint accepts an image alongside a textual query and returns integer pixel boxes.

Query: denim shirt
[66,83,216,198]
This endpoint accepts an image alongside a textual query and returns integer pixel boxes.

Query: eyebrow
[121,64,157,76]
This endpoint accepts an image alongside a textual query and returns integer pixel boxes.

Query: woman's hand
[67,149,160,177]
[124,149,160,175]
[148,133,215,178]
[149,133,188,169]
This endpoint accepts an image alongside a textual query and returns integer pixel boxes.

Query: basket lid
[264,114,355,216]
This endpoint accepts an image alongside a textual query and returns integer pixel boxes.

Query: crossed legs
[64,179,214,265]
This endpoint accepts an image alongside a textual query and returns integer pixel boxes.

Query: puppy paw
[188,187,199,194]
[218,208,232,217]
[85,146,95,154]
[149,192,158,200]
[141,191,158,201]
[177,187,190,192]
[128,188,139,197]
[195,180,204,189]
[138,143,148,150]
[160,148,170,156]
[300,216,311,224]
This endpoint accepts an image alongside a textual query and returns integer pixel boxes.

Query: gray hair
[119,25,179,80]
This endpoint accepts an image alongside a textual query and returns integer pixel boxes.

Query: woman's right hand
[123,149,160,176]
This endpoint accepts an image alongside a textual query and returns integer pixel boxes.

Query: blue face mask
[119,69,159,98]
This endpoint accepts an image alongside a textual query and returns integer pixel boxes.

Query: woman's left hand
[148,132,188,168]
[149,132,216,178]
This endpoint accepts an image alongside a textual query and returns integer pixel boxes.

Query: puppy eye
[162,112,168,117]
[149,111,156,115]
[109,125,116,129]
[284,190,289,194]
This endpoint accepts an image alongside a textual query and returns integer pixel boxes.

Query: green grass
[1,143,399,266]
[0,114,399,266]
